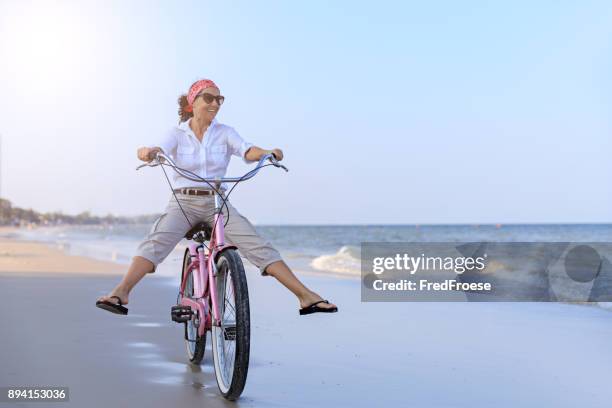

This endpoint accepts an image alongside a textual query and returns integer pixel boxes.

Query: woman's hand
[137,147,161,162]
[270,148,283,161]
[244,146,284,162]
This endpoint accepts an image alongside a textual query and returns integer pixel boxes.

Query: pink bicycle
[137,151,287,400]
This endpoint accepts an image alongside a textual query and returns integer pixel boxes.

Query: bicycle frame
[178,192,235,337]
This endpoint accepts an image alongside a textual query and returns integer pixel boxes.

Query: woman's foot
[263,260,337,313]
[298,290,337,311]
[96,285,129,306]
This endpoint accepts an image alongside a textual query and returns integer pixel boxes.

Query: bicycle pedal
[171,305,193,323]
[223,326,236,341]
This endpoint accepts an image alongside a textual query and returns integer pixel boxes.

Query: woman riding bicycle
[96,79,338,316]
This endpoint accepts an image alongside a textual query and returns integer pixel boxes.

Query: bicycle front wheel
[211,249,250,400]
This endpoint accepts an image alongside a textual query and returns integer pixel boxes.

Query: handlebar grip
[267,155,289,172]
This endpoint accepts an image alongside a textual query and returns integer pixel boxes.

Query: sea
[8,223,612,278]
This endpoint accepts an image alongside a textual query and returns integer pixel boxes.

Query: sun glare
[2,2,95,99]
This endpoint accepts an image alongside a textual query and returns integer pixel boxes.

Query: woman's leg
[220,202,337,310]
[264,260,338,310]
[97,196,198,307]
[96,256,154,305]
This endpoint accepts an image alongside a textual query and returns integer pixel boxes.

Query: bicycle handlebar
[136,150,288,184]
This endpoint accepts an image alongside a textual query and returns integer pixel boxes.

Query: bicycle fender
[213,245,238,263]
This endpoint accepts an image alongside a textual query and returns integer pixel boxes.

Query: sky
[0,0,610,224]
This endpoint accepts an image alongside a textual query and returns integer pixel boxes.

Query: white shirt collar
[179,118,218,133]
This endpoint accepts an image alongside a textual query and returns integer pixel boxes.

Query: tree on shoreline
[0,198,158,226]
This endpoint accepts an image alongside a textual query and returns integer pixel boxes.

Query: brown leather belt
[174,188,220,196]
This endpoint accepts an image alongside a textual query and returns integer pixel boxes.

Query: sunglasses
[197,92,225,106]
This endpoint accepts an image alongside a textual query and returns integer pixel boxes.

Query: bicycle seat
[184,222,212,242]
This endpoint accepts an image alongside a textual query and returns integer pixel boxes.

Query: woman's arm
[245,146,284,161]
[137,128,179,162]
[138,145,282,163]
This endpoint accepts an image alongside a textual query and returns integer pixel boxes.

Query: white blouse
[156,118,255,190]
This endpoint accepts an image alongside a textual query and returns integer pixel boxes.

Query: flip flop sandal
[299,300,338,316]
[96,295,128,315]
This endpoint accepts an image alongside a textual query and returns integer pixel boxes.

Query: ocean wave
[310,245,361,275]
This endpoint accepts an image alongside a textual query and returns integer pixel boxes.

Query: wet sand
[1,237,612,407]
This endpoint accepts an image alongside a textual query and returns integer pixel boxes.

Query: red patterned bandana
[187,79,218,107]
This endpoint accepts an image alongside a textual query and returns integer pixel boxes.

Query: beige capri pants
[135,193,283,276]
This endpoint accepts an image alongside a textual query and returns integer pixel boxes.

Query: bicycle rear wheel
[211,249,250,400]
[181,249,206,365]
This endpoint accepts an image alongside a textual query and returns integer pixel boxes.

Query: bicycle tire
[211,249,250,400]
[181,248,206,365]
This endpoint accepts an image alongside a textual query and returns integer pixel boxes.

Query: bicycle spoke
[224,300,236,317]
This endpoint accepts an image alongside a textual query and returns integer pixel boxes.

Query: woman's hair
[178,94,193,123]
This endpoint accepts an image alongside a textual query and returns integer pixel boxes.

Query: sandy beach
[1,232,612,407]
[0,236,125,275]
